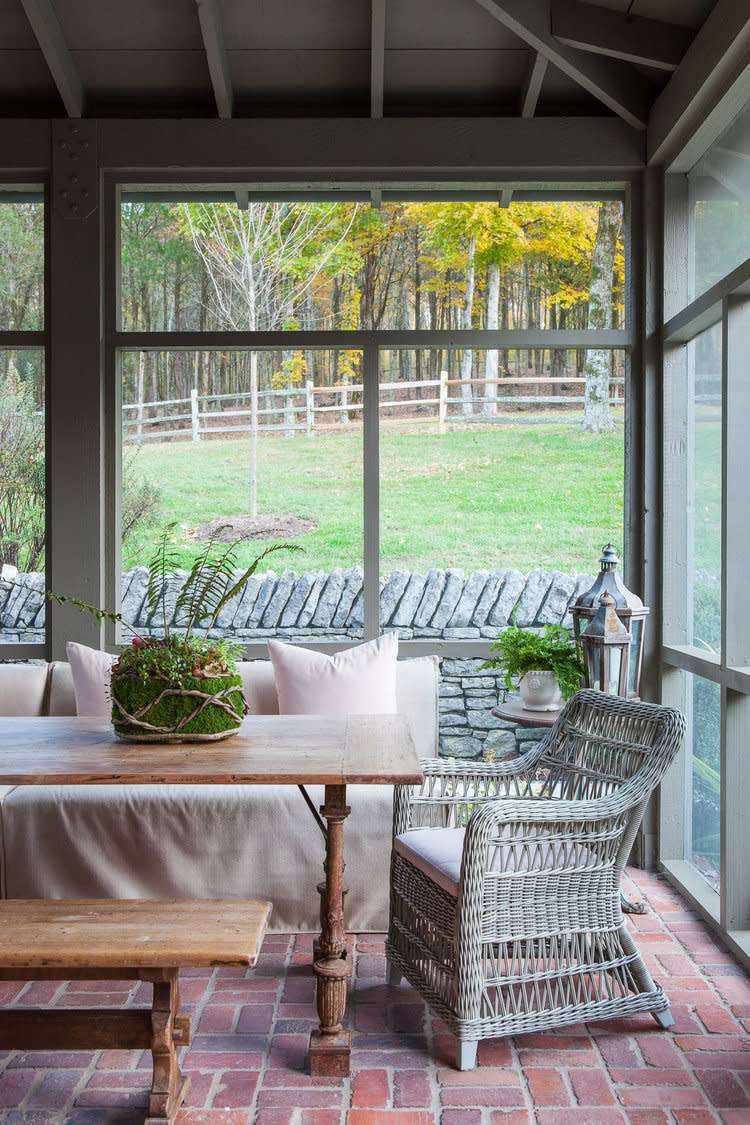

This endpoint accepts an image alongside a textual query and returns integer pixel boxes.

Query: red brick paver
[0,868,748,1123]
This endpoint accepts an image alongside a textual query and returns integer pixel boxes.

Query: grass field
[123,420,626,576]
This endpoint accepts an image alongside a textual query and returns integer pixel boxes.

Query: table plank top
[0,714,423,787]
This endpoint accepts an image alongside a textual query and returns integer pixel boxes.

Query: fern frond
[176,530,244,639]
[146,523,182,637]
[203,541,302,635]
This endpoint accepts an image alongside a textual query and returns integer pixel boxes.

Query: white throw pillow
[268,633,399,715]
[66,641,116,717]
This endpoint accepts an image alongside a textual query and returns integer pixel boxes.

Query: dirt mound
[189,513,316,543]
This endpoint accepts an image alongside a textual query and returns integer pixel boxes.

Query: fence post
[438,370,448,434]
[306,379,313,436]
[191,387,200,442]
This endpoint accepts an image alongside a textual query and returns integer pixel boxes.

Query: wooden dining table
[0,712,422,1077]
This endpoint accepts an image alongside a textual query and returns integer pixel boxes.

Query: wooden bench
[0,898,272,1124]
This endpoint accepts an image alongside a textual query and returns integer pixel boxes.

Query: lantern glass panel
[607,647,622,695]
[585,646,601,690]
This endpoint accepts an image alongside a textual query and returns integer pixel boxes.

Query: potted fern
[481,617,585,711]
[49,526,298,742]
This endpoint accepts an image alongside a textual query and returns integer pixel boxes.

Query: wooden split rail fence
[123,373,624,443]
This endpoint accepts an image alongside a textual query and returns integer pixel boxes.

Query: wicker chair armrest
[456,792,639,909]
[392,752,546,834]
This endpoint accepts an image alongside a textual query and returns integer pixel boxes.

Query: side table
[492,700,561,729]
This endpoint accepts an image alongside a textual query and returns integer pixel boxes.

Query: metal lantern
[570,543,649,699]
[580,590,632,697]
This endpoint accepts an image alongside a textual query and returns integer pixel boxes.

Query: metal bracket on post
[52,120,98,220]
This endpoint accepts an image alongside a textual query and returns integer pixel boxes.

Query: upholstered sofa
[0,656,438,931]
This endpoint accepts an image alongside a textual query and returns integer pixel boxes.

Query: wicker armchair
[386,689,686,1070]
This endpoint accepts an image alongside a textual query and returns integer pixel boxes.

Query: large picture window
[661,96,750,965]
[0,194,45,648]
[117,192,627,651]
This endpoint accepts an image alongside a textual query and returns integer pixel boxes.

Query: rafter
[520,51,548,118]
[649,0,750,169]
[195,0,234,119]
[20,0,85,118]
[371,0,386,118]
[473,0,650,129]
[551,0,692,72]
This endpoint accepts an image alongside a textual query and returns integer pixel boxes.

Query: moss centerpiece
[110,636,248,742]
[48,525,299,743]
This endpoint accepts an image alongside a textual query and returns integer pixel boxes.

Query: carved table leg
[309,783,353,1076]
[144,968,191,1125]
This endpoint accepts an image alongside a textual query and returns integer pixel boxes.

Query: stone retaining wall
[0,565,595,759]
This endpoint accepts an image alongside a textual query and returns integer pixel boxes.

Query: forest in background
[117,198,625,418]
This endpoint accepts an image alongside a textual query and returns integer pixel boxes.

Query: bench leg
[144,969,191,1125]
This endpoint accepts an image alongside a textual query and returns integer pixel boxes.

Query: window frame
[0,182,48,660]
[660,146,750,967]
[107,181,636,659]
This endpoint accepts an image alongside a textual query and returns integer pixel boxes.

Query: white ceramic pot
[519,670,563,711]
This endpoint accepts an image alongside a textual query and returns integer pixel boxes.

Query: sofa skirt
[1,782,394,932]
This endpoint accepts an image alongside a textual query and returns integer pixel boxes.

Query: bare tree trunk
[461,234,476,418]
[582,202,621,433]
[247,254,259,517]
[249,351,258,519]
[484,260,500,416]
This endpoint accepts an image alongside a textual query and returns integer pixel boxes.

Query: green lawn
[123,420,625,576]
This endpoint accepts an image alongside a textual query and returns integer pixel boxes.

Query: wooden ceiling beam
[98,115,644,174]
[473,0,650,129]
[520,51,548,118]
[20,0,85,118]
[195,0,234,119]
[371,0,386,118]
[551,0,692,72]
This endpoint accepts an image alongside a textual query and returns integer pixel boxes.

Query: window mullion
[362,345,379,640]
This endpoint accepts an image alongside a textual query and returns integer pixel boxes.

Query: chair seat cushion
[394,828,466,896]
[394,824,584,898]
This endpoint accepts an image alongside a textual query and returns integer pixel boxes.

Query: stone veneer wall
[1,565,595,760]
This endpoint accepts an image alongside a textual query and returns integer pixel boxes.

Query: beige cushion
[0,663,49,717]
[48,661,77,716]
[394,828,466,896]
[66,642,116,716]
[268,633,399,715]
[394,823,581,899]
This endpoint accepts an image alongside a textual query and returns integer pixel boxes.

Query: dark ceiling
[1,0,716,128]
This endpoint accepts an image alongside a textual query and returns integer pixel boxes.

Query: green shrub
[480,617,585,700]
[0,363,44,572]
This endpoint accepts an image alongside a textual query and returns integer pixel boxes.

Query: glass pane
[120,198,624,333]
[0,350,45,643]
[378,348,625,637]
[687,673,721,891]
[120,349,363,642]
[689,324,721,654]
[0,196,44,331]
[689,99,750,303]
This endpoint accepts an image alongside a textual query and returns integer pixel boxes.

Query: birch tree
[582,202,622,433]
[179,202,357,516]
[460,233,476,417]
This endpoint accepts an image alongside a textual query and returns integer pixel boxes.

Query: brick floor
[1,868,749,1124]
